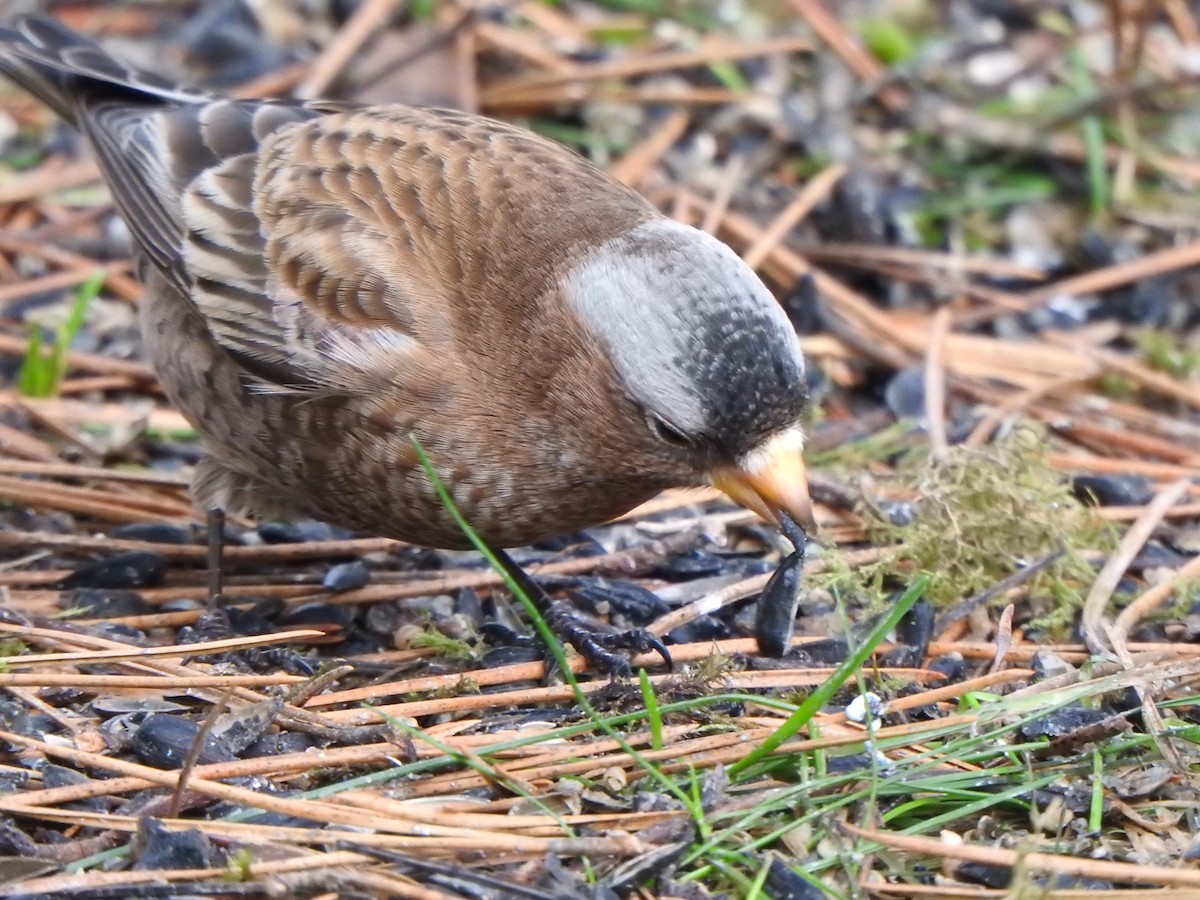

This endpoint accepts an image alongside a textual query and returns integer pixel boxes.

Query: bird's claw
[544,601,672,678]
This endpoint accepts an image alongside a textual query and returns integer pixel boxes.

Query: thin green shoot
[406,0,437,21]
[224,848,254,882]
[409,439,576,686]
[706,60,747,92]
[745,854,772,899]
[1068,47,1109,216]
[810,721,826,778]
[409,436,704,817]
[17,269,104,398]
[889,774,1060,836]
[638,668,664,750]
[957,690,1002,713]
[917,176,1057,219]
[727,574,928,778]
[1135,329,1200,380]
[859,17,916,66]
[684,765,713,843]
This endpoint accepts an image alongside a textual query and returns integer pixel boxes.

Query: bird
[0,16,814,665]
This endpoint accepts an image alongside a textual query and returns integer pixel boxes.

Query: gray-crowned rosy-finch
[0,16,815,667]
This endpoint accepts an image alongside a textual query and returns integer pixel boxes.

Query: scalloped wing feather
[0,14,657,399]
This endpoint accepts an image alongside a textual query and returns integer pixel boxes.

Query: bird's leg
[188,507,234,643]
[206,507,225,610]
[190,507,315,676]
[487,545,672,679]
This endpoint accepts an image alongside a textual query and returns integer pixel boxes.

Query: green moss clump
[409,627,476,662]
[883,426,1113,624]
[821,424,1115,633]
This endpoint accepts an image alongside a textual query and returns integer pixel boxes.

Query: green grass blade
[728,574,929,778]
[408,436,702,815]
[17,269,104,398]
[638,668,664,751]
[1068,48,1109,216]
[17,328,46,397]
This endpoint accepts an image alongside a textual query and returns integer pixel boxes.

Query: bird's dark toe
[542,602,669,678]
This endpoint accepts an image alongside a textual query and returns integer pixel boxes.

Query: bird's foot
[484,544,672,679]
[543,600,672,679]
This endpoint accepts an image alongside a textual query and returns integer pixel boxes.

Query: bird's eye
[648,415,691,448]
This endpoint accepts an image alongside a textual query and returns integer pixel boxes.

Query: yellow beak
[709,430,816,532]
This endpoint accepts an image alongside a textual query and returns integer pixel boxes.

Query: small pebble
[0,702,33,741]
[59,588,151,617]
[572,577,669,625]
[926,652,965,683]
[247,732,314,757]
[1133,542,1189,570]
[1016,705,1108,740]
[323,560,371,592]
[84,622,147,644]
[59,552,167,590]
[132,818,215,871]
[653,549,727,579]
[1170,525,1200,554]
[788,638,850,666]
[879,500,916,526]
[179,0,292,87]
[1032,648,1080,681]
[111,522,193,544]
[130,714,235,769]
[665,615,730,645]
[1028,294,1092,330]
[337,633,388,657]
[42,765,107,812]
[33,686,91,708]
[364,600,406,635]
[1071,474,1153,507]
[953,861,1012,890]
[845,692,884,725]
[0,769,29,792]
[780,273,822,335]
[0,820,38,858]
[279,602,355,632]
[883,366,927,421]
[453,586,484,624]
[258,520,342,543]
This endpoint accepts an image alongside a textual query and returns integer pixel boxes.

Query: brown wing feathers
[0,14,817,555]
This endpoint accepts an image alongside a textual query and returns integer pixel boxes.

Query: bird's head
[562,218,815,532]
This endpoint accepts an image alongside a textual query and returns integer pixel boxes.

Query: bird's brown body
[0,16,815,549]
[140,106,671,547]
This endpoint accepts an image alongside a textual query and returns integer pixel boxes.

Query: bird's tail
[0,14,208,124]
